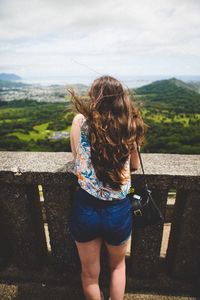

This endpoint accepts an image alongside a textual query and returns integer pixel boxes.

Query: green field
[0,100,74,151]
[0,99,199,154]
[6,122,71,142]
[143,110,200,127]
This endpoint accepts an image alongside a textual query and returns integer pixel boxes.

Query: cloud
[0,0,199,78]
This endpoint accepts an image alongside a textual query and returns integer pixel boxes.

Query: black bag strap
[136,142,149,190]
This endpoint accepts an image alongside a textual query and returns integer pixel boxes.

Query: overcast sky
[0,0,200,79]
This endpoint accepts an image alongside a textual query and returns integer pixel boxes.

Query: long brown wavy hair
[68,75,148,190]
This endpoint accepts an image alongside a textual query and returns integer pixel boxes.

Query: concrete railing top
[0,151,199,175]
[0,151,199,188]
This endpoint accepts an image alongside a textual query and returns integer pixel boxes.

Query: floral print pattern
[72,117,131,201]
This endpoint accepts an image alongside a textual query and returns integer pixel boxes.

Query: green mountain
[134,78,200,113]
[0,73,21,81]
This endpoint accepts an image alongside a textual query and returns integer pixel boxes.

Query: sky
[0,0,200,80]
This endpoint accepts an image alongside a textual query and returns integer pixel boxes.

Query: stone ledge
[0,152,199,189]
[0,152,199,176]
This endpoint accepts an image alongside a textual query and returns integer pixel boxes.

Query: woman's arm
[130,120,141,171]
[130,141,140,171]
[70,113,84,162]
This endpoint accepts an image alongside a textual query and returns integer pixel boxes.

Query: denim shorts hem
[70,230,100,243]
[104,231,132,246]
[70,228,132,246]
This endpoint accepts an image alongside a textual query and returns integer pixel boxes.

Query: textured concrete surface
[124,295,198,300]
[0,151,199,176]
[165,189,200,279]
[0,283,199,300]
[0,183,47,269]
[0,152,199,189]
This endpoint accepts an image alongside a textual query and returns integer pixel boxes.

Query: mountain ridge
[134,77,200,113]
[0,73,21,81]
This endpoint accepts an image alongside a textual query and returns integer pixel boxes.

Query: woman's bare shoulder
[72,113,86,126]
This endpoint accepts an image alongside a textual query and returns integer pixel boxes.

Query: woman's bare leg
[105,240,129,300]
[75,237,103,300]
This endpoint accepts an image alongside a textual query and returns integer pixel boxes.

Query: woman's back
[72,113,131,201]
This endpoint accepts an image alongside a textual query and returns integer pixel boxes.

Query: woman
[69,75,147,300]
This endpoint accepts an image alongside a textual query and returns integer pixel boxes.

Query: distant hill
[134,78,200,113]
[0,80,29,88]
[0,73,21,81]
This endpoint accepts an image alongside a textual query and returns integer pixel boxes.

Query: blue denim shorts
[69,186,133,246]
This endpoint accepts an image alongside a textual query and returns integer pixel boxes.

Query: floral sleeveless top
[72,116,131,201]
